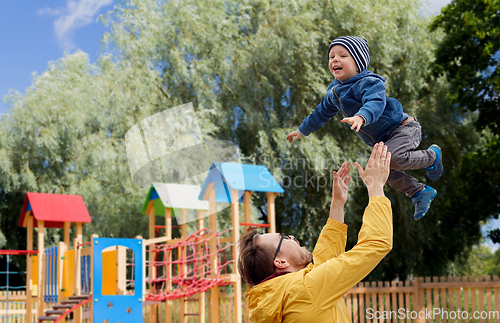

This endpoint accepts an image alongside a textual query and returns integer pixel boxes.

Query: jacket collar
[258,271,291,285]
[332,69,385,86]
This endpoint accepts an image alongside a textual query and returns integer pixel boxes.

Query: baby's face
[329,45,359,82]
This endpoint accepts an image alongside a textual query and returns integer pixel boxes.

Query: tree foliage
[430,0,500,134]
[0,52,155,253]
[430,0,500,248]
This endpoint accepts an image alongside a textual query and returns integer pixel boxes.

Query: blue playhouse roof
[198,162,284,203]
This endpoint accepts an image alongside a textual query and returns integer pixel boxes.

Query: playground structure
[0,161,284,322]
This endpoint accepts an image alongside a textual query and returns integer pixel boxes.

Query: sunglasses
[273,233,292,260]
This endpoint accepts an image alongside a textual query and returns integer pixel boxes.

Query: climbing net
[0,250,38,321]
[145,228,234,302]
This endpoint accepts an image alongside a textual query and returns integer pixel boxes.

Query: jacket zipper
[333,84,376,144]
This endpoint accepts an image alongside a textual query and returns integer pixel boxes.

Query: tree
[430,0,500,134]
[0,52,157,258]
[0,230,5,248]
[430,0,500,248]
[447,242,500,277]
[447,243,494,276]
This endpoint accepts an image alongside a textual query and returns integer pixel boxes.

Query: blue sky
[0,0,114,114]
[3,0,499,245]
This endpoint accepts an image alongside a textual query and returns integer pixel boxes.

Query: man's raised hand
[354,142,391,197]
[329,162,351,222]
[332,162,351,205]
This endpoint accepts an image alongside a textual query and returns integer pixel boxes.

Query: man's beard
[295,248,313,268]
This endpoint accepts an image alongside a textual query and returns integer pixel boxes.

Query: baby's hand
[341,115,364,132]
[286,131,303,143]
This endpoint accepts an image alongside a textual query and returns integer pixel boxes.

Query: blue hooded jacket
[298,70,408,147]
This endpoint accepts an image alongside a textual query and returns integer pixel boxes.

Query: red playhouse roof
[18,192,92,229]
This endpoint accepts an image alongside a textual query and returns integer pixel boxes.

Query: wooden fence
[142,293,251,323]
[4,275,500,322]
[346,275,500,323]
[0,291,35,323]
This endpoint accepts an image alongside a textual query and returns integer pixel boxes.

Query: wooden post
[165,208,172,240]
[244,191,252,225]
[197,210,205,231]
[149,207,156,239]
[148,206,156,323]
[116,246,126,295]
[90,234,98,322]
[26,215,34,323]
[456,276,464,318]
[494,276,499,323]
[267,193,276,233]
[181,209,188,238]
[197,210,206,323]
[231,189,242,323]
[73,222,84,323]
[73,237,82,323]
[75,222,82,243]
[37,220,45,318]
[243,191,253,295]
[478,275,485,322]
[57,242,66,302]
[164,207,172,323]
[180,209,188,323]
[73,238,81,296]
[414,277,425,323]
[74,222,83,297]
[211,286,220,323]
[63,222,71,249]
[209,189,220,323]
[209,190,218,275]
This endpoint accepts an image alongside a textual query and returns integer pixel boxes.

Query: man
[237,142,393,322]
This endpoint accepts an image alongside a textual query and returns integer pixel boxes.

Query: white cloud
[40,0,113,50]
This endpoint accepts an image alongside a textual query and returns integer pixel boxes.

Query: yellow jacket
[246,196,392,323]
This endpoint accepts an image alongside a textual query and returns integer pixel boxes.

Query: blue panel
[93,238,143,323]
[198,162,224,200]
[27,202,32,212]
[213,180,232,203]
[149,188,159,201]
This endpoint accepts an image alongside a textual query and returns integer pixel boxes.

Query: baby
[286,36,443,220]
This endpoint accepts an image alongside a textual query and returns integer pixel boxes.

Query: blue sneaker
[411,185,437,220]
[425,144,443,180]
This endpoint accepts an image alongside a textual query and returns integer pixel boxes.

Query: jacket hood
[246,274,292,322]
[333,69,385,86]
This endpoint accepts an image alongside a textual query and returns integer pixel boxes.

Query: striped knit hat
[328,36,370,72]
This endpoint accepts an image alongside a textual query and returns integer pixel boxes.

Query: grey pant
[385,119,436,197]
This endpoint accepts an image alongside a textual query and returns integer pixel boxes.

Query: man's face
[257,232,313,269]
[328,45,359,82]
